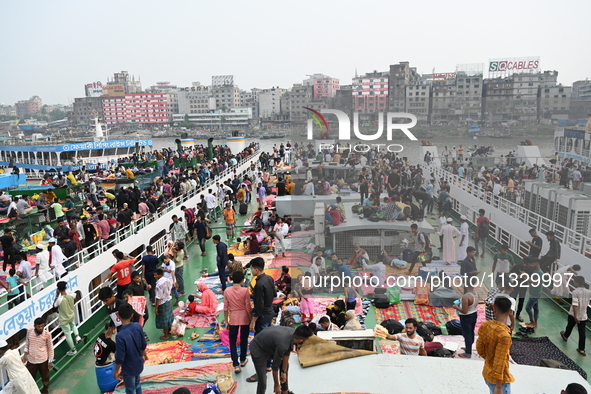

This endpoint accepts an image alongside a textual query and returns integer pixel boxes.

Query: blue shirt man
[213,235,229,291]
[114,303,146,393]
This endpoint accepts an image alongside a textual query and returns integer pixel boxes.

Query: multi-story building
[281,84,313,123]
[211,85,241,110]
[15,96,42,118]
[0,106,16,117]
[258,87,286,120]
[539,86,571,119]
[125,93,169,124]
[313,76,340,98]
[389,62,417,111]
[241,88,260,120]
[454,73,483,120]
[72,97,104,126]
[172,108,252,127]
[352,71,389,114]
[572,80,591,99]
[431,79,458,122]
[330,85,353,118]
[107,71,142,94]
[102,97,127,125]
[178,84,213,115]
[405,81,431,122]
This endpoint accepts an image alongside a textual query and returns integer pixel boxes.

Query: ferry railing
[11,149,262,298]
[0,148,261,388]
[425,163,591,260]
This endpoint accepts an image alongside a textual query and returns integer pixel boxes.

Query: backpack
[423,322,442,336]
[351,204,361,214]
[419,232,431,250]
[431,348,453,358]
[380,319,404,335]
[446,319,462,335]
[416,322,434,342]
[479,217,490,238]
[373,288,390,308]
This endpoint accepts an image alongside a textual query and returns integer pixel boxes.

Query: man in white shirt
[154,268,174,340]
[492,179,503,197]
[294,158,303,174]
[359,156,368,166]
[303,180,315,197]
[458,215,469,261]
[16,255,33,287]
[34,244,51,288]
[560,275,591,356]
[48,238,67,279]
[205,189,217,221]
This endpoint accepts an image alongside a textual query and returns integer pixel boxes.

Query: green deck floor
[48,206,590,393]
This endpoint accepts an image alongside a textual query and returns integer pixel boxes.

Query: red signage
[433,73,456,79]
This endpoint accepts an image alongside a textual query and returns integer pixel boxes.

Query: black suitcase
[239,202,248,215]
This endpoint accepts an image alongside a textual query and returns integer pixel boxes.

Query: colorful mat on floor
[112,363,234,393]
[268,251,313,268]
[191,340,250,358]
[308,296,338,317]
[510,336,587,379]
[374,301,449,325]
[378,339,400,355]
[264,267,304,281]
[426,261,461,276]
[172,307,218,328]
[144,340,194,366]
[234,253,275,267]
[194,277,225,300]
[450,282,490,302]
[142,383,209,394]
[445,304,487,332]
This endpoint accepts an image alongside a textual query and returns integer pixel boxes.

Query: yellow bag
[216,373,234,394]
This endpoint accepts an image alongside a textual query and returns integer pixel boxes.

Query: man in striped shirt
[24,317,54,394]
[385,318,427,356]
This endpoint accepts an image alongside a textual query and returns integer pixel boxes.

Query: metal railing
[424,163,591,260]
[0,148,261,388]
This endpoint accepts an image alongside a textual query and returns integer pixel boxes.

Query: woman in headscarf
[190,282,219,315]
[244,234,260,255]
[343,310,362,330]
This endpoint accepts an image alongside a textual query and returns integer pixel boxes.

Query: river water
[152,134,556,165]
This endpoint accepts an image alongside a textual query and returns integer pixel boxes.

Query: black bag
[362,207,376,217]
[239,202,248,215]
[423,322,442,336]
[416,322,434,342]
[351,204,361,214]
[446,319,462,335]
[367,214,380,222]
[380,319,404,335]
[373,289,390,308]
[431,348,453,358]
[402,249,414,264]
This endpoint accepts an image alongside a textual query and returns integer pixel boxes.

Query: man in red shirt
[104,251,136,299]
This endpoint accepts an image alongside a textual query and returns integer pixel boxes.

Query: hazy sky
[1,0,590,105]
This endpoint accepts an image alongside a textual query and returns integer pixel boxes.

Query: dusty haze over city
[1,0,590,105]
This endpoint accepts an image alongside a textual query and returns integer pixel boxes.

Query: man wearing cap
[0,339,42,393]
[458,215,470,262]
[438,218,460,264]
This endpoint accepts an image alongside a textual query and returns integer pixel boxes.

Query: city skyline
[1,0,590,105]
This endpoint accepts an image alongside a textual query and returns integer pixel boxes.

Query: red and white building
[102,93,170,125]
[352,72,389,113]
[126,93,169,124]
[102,97,127,125]
[313,77,340,98]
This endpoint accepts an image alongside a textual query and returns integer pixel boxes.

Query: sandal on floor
[234,367,242,373]
[560,331,567,342]
[240,359,249,367]
[577,349,586,356]
[246,374,258,383]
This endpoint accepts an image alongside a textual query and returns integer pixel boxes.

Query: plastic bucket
[95,362,119,392]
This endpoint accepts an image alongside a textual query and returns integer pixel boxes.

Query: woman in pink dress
[223,271,252,372]
[191,282,219,314]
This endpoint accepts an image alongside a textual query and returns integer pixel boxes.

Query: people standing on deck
[492,244,514,283]
[474,209,490,258]
[113,303,147,394]
[453,281,478,359]
[53,281,81,356]
[477,297,514,394]
[526,228,543,258]
[154,268,174,340]
[223,202,236,242]
[213,235,229,291]
[24,317,54,394]
[224,270,252,373]
[540,231,561,273]
[525,258,544,329]
[457,215,469,262]
[560,275,591,357]
[438,217,460,264]
[0,339,42,394]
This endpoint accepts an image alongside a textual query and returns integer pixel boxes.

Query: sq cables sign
[489,57,540,77]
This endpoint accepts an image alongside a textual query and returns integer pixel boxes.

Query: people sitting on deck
[318,316,340,331]
[348,243,370,269]
[274,266,291,293]
[384,318,427,356]
[326,300,346,328]
[186,282,219,315]
[343,310,362,330]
